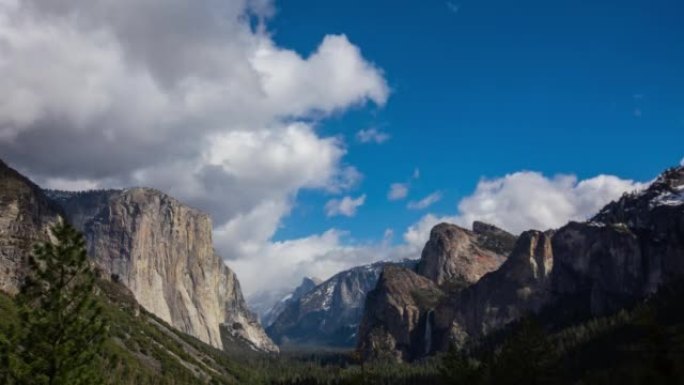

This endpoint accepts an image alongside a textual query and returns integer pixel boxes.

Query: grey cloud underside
[0,0,390,295]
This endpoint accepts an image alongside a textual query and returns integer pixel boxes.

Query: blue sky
[271,0,684,244]
[1,0,682,294]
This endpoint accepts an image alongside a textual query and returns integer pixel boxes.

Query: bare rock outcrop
[0,160,61,294]
[416,222,516,286]
[50,188,278,353]
[358,166,684,361]
[267,261,415,347]
[434,230,554,350]
[551,166,684,316]
[356,265,444,361]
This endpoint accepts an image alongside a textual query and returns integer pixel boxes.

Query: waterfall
[424,310,433,355]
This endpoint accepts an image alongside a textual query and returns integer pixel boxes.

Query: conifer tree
[16,222,108,385]
[490,318,560,385]
[0,263,24,384]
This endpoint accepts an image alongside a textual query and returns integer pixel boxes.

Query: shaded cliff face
[358,166,684,361]
[356,265,443,362]
[433,230,554,350]
[267,261,416,347]
[259,277,322,329]
[51,188,277,353]
[355,222,516,361]
[551,166,684,316]
[416,222,516,286]
[0,161,61,294]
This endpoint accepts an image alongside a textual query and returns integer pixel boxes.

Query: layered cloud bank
[0,0,387,294]
[403,172,646,251]
[0,0,651,297]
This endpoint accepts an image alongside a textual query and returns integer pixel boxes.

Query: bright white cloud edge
[248,170,645,300]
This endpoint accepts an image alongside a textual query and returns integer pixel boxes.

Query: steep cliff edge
[433,230,554,350]
[0,160,61,294]
[259,277,322,329]
[267,261,416,347]
[551,166,684,316]
[416,222,516,286]
[355,222,516,360]
[358,166,684,361]
[47,188,277,353]
[356,265,443,361]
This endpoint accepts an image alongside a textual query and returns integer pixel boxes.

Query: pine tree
[16,222,108,385]
[439,344,482,384]
[490,318,560,385]
[0,279,24,384]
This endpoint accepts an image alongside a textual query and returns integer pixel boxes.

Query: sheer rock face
[416,222,516,286]
[0,160,61,294]
[356,265,443,362]
[551,166,684,315]
[434,230,554,350]
[50,188,277,353]
[267,261,416,347]
[260,277,322,329]
[359,166,684,362]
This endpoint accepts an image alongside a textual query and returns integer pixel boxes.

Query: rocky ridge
[267,260,416,347]
[357,221,516,360]
[356,265,443,361]
[416,222,516,286]
[259,277,322,328]
[0,160,61,294]
[357,165,684,361]
[48,187,277,353]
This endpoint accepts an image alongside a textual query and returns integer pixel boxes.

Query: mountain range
[2,157,684,376]
[0,159,277,354]
[357,165,684,361]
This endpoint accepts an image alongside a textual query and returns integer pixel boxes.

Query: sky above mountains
[0,0,682,296]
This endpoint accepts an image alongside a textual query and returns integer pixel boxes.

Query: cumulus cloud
[407,191,442,210]
[403,172,646,247]
[387,183,409,200]
[229,229,398,295]
[325,194,366,217]
[238,169,645,296]
[356,127,390,144]
[0,0,389,296]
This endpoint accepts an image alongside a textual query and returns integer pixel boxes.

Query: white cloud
[325,194,366,217]
[680,157,684,166]
[0,0,389,296]
[407,191,442,210]
[356,127,390,144]
[387,183,409,201]
[403,172,646,248]
[237,169,646,296]
[446,2,461,14]
[228,228,398,295]
[412,168,420,179]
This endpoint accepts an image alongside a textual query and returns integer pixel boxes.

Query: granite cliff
[357,222,516,360]
[0,159,275,353]
[267,260,416,347]
[357,166,684,361]
[48,188,277,353]
[356,265,443,361]
[416,221,516,286]
[0,160,61,294]
[258,277,322,329]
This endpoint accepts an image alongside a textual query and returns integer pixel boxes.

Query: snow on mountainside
[266,260,417,347]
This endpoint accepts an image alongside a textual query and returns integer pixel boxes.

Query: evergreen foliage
[15,222,109,385]
[1,224,684,385]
